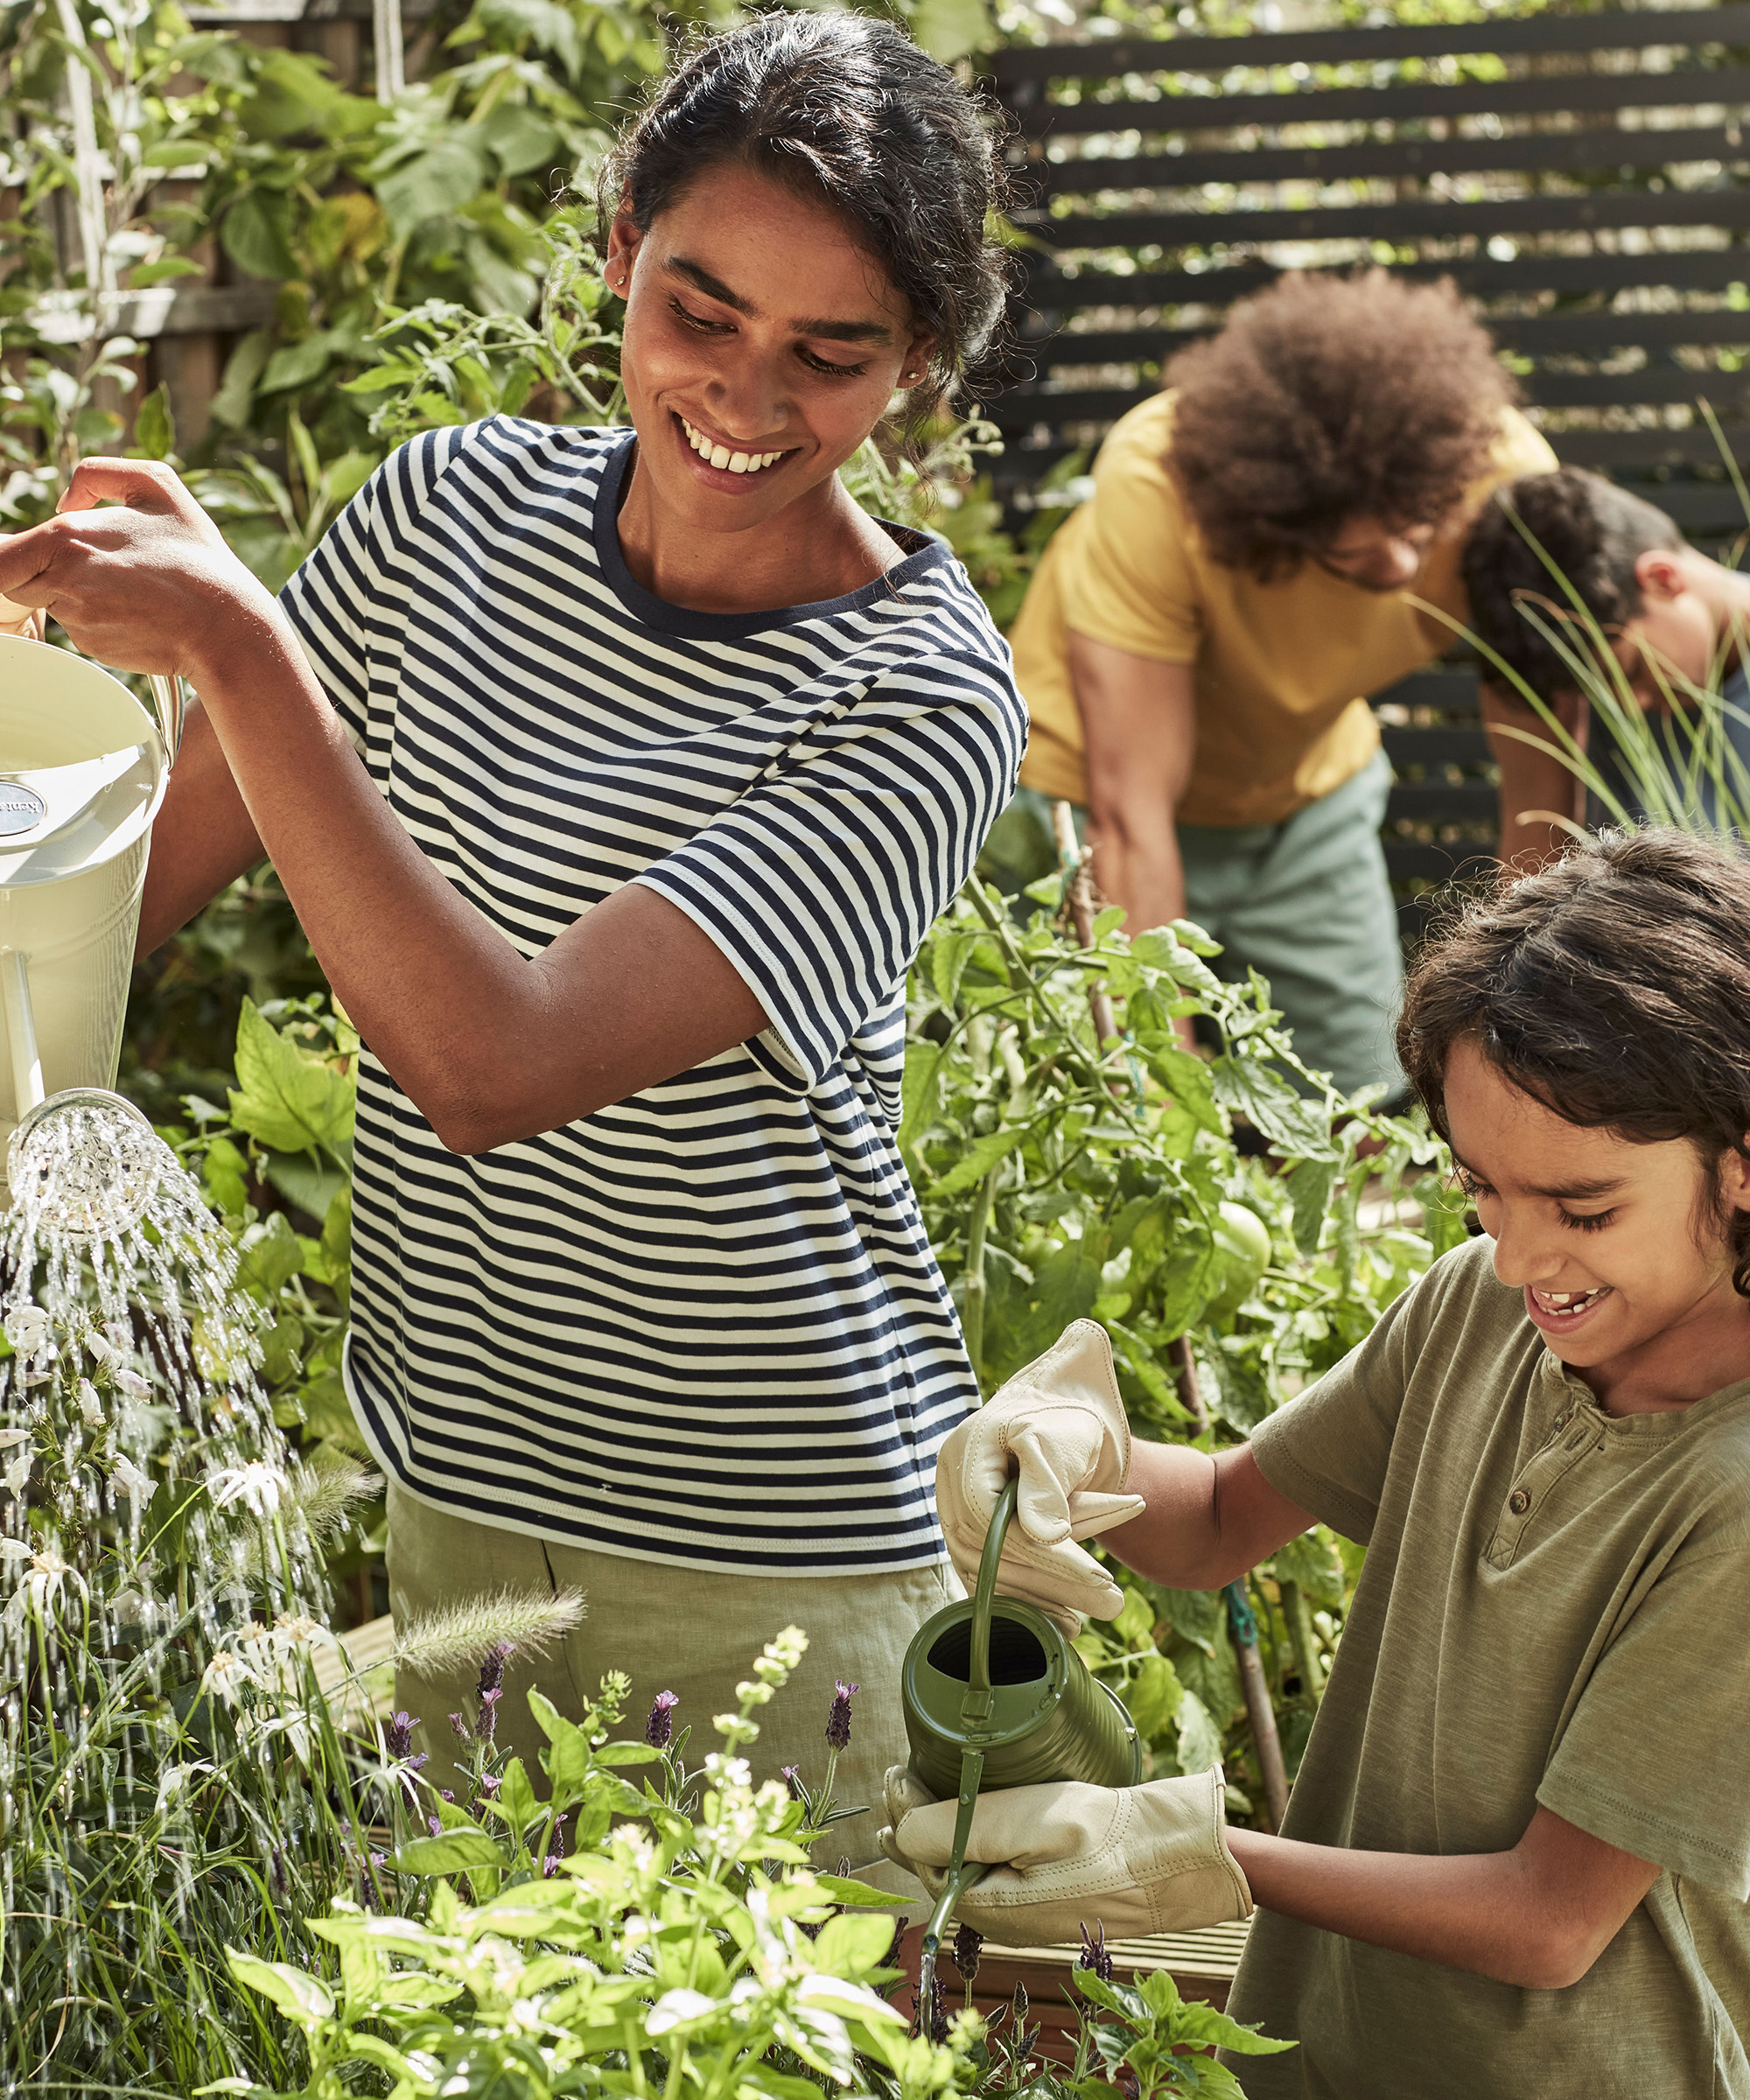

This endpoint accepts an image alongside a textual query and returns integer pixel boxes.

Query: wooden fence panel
[983,8,1750,916]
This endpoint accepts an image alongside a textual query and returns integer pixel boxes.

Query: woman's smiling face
[1443,1034,1750,1405]
[606,162,930,535]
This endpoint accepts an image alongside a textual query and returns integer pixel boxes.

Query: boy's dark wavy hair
[1165,270,1515,582]
[1398,829,1750,1295]
[598,13,1008,452]
[1460,466,1684,703]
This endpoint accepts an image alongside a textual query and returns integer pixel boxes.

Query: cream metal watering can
[0,627,182,1226]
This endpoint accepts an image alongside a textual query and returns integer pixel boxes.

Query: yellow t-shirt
[1010,393,1556,828]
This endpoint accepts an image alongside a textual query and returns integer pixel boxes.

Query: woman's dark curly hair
[1166,270,1516,582]
[598,13,1008,452]
[1398,829,1750,1295]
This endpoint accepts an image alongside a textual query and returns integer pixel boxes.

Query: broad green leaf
[1126,1650,1182,1740]
[220,188,296,279]
[376,133,496,238]
[391,1830,510,1873]
[238,1209,305,1300]
[496,1754,537,1838]
[1284,1156,1336,1256]
[1173,1687,1224,1775]
[805,1872,908,1909]
[927,1124,1024,1200]
[228,998,355,1154]
[594,1740,663,1765]
[223,1947,334,2025]
[1272,1527,1346,1609]
[1169,1998,1298,2055]
[130,382,176,460]
[1210,1057,1338,1162]
[810,1909,898,1975]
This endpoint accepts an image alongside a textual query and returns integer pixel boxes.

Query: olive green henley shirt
[1224,1230,1750,2099]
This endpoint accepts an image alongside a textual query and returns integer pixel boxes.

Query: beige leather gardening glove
[936,1320,1144,1635]
[877,1765,1251,1947]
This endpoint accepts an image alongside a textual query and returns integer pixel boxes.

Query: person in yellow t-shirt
[1005,270,1555,1097]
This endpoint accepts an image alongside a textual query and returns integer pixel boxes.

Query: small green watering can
[901,1474,1141,1956]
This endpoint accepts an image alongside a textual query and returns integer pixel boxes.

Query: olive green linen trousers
[386,1479,956,1891]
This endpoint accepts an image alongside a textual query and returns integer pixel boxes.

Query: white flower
[155,1760,214,1815]
[4,1452,27,1495]
[1,1539,86,1618]
[109,1453,152,1502]
[86,1334,122,1374]
[4,1306,49,1354]
[0,1426,30,1448]
[200,1649,255,1705]
[208,1461,287,1519]
[272,1611,339,1651]
[114,1368,151,1399]
[76,1380,103,1427]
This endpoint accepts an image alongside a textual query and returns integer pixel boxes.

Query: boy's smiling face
[1444,1037,1750,1410]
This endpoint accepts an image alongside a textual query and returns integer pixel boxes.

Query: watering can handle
[146,674,184,766]
[965,1473,1018,1714]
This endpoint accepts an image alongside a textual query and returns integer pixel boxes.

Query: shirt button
[1508,1488,1532,1516]
[1552,1409,1572,1432]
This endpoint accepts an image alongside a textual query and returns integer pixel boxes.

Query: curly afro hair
[1460,466,1684,702]
[1166,270,1516,582]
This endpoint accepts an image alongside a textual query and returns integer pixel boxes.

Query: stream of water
[0,1096,330,2084]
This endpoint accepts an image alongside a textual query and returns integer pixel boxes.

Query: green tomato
[1204,1201,1273,1322]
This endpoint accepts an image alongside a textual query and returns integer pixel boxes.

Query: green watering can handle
[921,1474,1020,1958]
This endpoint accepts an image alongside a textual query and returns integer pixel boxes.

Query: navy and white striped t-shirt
[278,417,1024,1575]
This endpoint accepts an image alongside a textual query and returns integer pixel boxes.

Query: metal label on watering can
[0,786,47,837]
[900,1476,1141,1960]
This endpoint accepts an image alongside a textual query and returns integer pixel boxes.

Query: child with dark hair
[0,14,1024,1856]
[890,826,1750,2094]
[1463,464,1750,862]
[1004,270,1553,1100]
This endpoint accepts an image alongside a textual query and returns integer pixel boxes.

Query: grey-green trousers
[386,1478,954,1888]
[990,753,1404,1100]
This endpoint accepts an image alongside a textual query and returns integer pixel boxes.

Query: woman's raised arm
[0,458,767,1152]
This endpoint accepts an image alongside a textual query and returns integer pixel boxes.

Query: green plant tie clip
[1224,1578,1259,1648]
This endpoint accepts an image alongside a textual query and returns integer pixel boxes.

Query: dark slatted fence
[985,8,1750,925]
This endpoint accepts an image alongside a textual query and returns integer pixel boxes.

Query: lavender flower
[780,1765,803,1801]
[825,1679,859,1751]
[951,1924,983,1984]
[428,1816,443,1837]
[1078,1921,1115,1984]
[477,1685,502,1744]
[477,1640,512,1698]
[449,1712,470,1740]
[645,1690,679,1748]
[543,1813,569,1878]
[920,1967,948,2043]
[385,1711,419,1760]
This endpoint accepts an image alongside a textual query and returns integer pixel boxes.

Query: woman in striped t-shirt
[4,15,1024,1852]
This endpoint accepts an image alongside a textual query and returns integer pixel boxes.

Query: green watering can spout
[902,1472,1142,1976]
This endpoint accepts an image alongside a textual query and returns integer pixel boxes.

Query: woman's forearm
[185,607,550,1141]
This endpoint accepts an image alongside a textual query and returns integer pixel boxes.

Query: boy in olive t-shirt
[893,830,1750,2098]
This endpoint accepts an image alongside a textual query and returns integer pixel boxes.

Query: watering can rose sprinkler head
[7,1088,161,1242]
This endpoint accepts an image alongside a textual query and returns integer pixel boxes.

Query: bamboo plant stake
[1227,1581,1292,1832]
